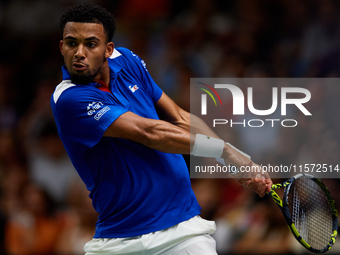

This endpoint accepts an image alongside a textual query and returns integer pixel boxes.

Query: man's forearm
[139,119,194,154]
[171,113,221,139]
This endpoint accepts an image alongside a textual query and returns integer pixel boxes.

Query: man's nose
[75,45,85,59]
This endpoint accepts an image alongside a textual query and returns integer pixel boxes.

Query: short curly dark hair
[60,3,116,43]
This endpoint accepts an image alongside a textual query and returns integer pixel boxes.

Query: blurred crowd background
[0,0,340,254]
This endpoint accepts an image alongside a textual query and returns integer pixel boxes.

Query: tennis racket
[267,173,338,253]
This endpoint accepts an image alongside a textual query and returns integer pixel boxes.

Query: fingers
[255,173,265,182]
[224,154,273,197]
[265,178,273,193]
[242,174,271,197]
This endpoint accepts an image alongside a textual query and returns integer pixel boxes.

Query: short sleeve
[117,48,163,103]
[54,86,128,148]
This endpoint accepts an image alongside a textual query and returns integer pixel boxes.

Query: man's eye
[87,42,96,47]
[67,41,76,46]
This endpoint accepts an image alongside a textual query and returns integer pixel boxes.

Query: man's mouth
[72,62,88,71]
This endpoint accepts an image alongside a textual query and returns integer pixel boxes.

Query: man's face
[60,22,112,84]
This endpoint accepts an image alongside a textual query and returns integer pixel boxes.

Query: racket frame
[268,173,338,253]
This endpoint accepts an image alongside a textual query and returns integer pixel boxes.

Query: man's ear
[105,42,114,58]
[59,40,64,55]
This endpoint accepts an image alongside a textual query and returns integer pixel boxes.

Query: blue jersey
[51,47,201,238]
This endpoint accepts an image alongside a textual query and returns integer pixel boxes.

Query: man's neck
[95,62,110,88]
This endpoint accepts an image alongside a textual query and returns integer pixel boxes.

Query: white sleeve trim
[109,48,122,59]
[53,80,76,103]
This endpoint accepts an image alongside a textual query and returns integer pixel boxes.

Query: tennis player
[51,3,272,255]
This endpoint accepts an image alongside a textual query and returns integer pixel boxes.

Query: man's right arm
[103,92,272,197]
[103,110,193,155]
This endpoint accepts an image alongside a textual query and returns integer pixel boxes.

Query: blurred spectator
[299,0,340,75]
[116,0,169,22]
[3,0,61,38]
[229,196,295,254]
[1,163,29,218]
[212,188,257,254]
[27,119,79,205]
[5,183,60,255]
[0,130,25,169]
[15,78,78,205]
[0,190,6,255]
[56,179,98,255]
[0,64,17,131]
[191,179,221,220]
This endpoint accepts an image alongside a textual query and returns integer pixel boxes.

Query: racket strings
[292,189,308,240]
[288,178,333,250]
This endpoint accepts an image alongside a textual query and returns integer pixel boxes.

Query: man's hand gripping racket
[217,143,272,197]
[267,174,338,253]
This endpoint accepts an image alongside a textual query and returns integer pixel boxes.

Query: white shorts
[84,216,217,255]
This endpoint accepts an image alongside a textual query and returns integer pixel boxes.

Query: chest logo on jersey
[129,85,139,93]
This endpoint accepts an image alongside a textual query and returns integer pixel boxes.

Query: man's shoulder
[109,47,131,60]
[52,80,100,105]
[52,79,77,105]
[109,47,142,64]
[109,47,147,74]
[107,47,133,70]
